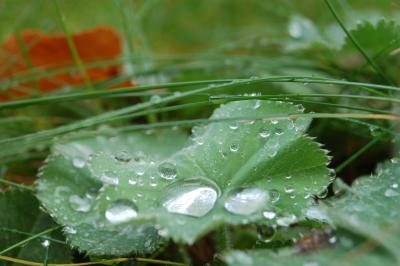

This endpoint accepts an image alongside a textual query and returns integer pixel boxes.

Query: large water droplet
[69,195,91,212]
[224,188,269,215]
[105,199,138,224]
[158,162,177,180]
[162,178,219,217]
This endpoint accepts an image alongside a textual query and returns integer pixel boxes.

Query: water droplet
[162,178,219,217]
[85,187,98,199]
[263,211,276,220]
[259,128,271,138]
[297,104,305,112]
[288,21,303,39]
[392,183,398,189]
[270,189,280,203]
[284,186,295,194]
[158,162,177,180]
[257,225,276,243]
[64,226,77,234]
[114,151,131,163]
[72,157,86,168]
[276,213,297,227]
[303,261,319,266]
[69,195,91,212]
[254,100,262,109]
[100,171,119,185]
[274,127,284,136]
[304,206,329,221]
[391,158,400,164]
[41,239,50,247]
[105,199,138,224]
[150,94,161,103]
[224,187,269,215]
[229,122,239,130]
[384,188,399,197]
[128,179,137,185]
[230,144,239,152]
[134,164,145,176]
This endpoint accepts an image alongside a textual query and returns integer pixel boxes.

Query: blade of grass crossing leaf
[0,226,59,255]
[52,0,93,90]
[0,256,188,266]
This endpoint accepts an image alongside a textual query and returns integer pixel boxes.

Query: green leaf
[326,158,400,261]
[342,20,400,58]
[36,100,331,256]
[223,158,400,266]
[223,245,395,266]
[36,130,188,256]
[0,190,71,265]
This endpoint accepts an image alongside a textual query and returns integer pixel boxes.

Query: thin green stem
[0,178,34,191]
[335,135,384,173]
[52,0,93,90]
[1,76,400,110]
[0,226,59,255]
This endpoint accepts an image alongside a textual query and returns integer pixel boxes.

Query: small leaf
[0,190,71,264]
[326,158,400,261]
[37,100,331,256]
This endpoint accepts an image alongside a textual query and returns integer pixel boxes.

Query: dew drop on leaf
[253,100,262,109]
[64,225,77,234]
[284,186,295,194]
[162,178,219,217]
[230,144,239,152]
[72,157,86,168]
[229,122,239,130]
[224,187,270,215]
[262,210,276,220]
[158,162,177,180]
[391,158,400,164]
[128,179,137,185]
[384,188,399,197]
[276,213,297,227]
[69,195,91,212]
[105,199,138,224]
[259,128,271,138]
[274,127,284,136]
[114,151,131,163]
[269,189,281,203]
[100,171,119,185]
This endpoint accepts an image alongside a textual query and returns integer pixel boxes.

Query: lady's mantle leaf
[36,100,331,256]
